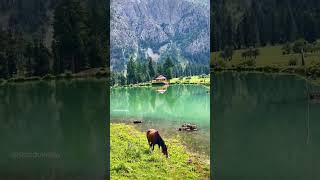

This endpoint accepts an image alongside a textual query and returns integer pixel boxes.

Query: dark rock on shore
[178,123,198,131]
[133,120,143,124]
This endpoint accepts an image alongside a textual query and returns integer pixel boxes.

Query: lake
[0,79,106,180]
[110,85,210,157]
[212,72,320,180]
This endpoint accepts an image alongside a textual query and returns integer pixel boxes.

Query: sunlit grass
[110,123,210,180]
[211,45,320,67]
[170,75,210,85]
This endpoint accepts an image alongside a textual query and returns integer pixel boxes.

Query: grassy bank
[170,75,210,86]
[0,68,109,86]
[115,75,210,88]
[211,45,320,85]
[110,123,210,180]
[212,45,319,67]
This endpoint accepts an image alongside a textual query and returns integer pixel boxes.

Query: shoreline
[112,75,211,88]
[213,66,320,86]
[0,68,109,86]
[110,120,210,159]
[110,123,210,179]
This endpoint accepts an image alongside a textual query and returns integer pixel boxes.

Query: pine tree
[86,0,108,68]
[156,63,163,76]
[163,57,174,80]
[24,42,34,76]
[148,57,155,79]
[33,41,50,76]
[127,57,136,84]
[52,0,88,73]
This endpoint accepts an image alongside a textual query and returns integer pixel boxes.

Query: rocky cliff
[111,0,210,72]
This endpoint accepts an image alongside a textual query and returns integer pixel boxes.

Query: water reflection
[0,79,106,179]
[212,72,320,180]
[154,85,169,94]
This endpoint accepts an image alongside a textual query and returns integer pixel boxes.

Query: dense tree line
[52,0,108,74]
[111,57,209,86]
[0,30,51,79]
[212,0,320,51]
[0,0,108,79]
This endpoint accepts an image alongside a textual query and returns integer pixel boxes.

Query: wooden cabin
[152,75,169,85]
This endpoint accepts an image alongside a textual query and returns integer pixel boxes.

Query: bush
[293,39,308,53]
[241,48,260,60]
[214,59,227,68]
[282,42,292,54]
[199,74,207,78]
[288,58,298,66]
[239,59,256,67]
[65,72,72,78]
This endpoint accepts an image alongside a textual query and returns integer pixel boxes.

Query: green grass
[110,123,210,180]
[170,75,210,86]
[212,45,320,67]
[117,75,211,88]
[211,45,320,85]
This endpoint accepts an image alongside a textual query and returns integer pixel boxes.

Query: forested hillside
[0,0,108,79]
[211,0,320,51]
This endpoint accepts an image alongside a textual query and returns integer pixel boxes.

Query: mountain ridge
[111,0,210,72]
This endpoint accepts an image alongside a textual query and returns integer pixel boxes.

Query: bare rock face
[111,0,210,72]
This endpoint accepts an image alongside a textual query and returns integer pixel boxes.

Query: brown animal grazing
[146,129,168,158]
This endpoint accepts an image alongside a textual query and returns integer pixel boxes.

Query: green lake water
[212,72,320,180]
[111,85,210,156]
[0,79,106,179]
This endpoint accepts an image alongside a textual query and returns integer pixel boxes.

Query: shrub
[65,72,72,78]
[214,59,227,68]
[293,39,308,53]
[239,59,256,67]
[282,42,292,54]
[220,46,234,61]
[288,58,298,66]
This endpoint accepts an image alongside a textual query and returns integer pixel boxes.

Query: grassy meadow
[170,75,210,85]
[211,45,320,85]
[211,45,320,67]
[110,123,210,180]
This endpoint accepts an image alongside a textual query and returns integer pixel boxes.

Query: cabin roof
[155,75,166,80]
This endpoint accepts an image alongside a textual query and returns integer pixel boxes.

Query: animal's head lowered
[162,145,168,158]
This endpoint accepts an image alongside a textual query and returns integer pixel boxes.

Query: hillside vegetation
[0,0,108,80]
[211,0,320,51]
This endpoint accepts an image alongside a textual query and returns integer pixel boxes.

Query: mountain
[110,0,210,72]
